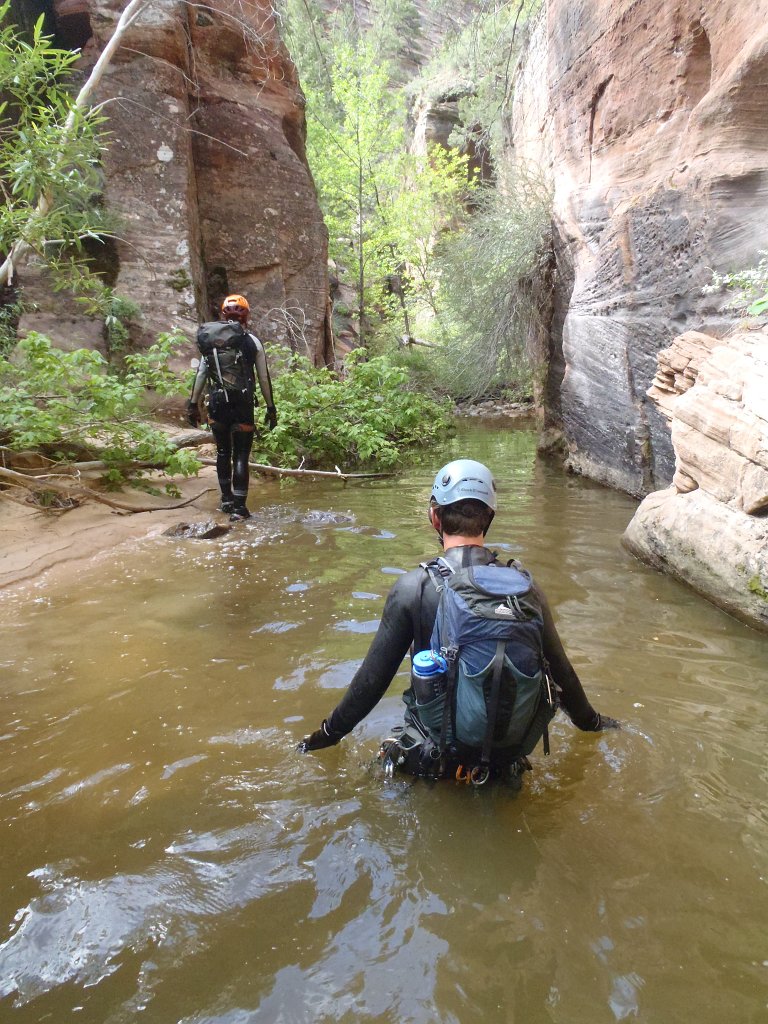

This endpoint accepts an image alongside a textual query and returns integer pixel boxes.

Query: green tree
[301,30,404,345]
[0,0,147,290]
[282,0,473,348]
[0,331,200,487]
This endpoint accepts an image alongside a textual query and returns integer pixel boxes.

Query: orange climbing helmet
[221,294,250,321]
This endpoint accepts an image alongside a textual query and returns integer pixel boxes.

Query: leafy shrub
[704,252,768,315]
[0,332,199,485]
[253,347,453,469]
[0,5,109,287]
[429,174,552,399]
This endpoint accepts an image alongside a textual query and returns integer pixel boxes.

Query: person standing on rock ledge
[186,294,277,521]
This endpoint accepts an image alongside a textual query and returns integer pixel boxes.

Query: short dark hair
[432,498,494,537]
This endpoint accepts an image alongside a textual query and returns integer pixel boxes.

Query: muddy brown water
[1,422,767,1023]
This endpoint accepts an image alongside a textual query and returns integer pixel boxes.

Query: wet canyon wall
[512,0,768,497]
[509,0,768,631]
[14,0,333,365]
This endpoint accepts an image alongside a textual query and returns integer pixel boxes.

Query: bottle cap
[413,650,447,675]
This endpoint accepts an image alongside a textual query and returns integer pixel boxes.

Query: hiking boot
[219,499,235,514]
[229,505,251,522]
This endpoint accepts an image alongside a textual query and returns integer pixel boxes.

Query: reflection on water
[1,422,767,1023]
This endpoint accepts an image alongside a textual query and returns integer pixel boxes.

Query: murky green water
[1,422,767,1023]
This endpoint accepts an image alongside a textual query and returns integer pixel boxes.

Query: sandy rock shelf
[0,467,220,595]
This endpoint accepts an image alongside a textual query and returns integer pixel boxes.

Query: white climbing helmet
[430,459,498,510]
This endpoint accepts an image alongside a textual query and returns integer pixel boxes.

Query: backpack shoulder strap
[410,570,429,655]
[420,557,453,593]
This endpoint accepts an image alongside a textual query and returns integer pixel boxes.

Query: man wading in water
[187,294,277,521]
[300,459,619,785]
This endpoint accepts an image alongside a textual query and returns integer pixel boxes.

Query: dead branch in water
[199,458,394,481]
[0,466,213,513]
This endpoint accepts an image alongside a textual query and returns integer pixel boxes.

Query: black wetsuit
[326,544,600,740]
[190,331,274,505]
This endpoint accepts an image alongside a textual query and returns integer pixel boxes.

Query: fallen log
[198,458,394,480]
[169,429,213,449]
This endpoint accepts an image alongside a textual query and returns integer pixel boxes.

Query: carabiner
[455,764,471,784]
[470,766,490,786]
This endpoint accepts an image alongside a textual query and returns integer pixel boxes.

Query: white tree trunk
[0,0,149,288]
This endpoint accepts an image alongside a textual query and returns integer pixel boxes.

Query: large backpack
[409,557,558,776]
[196,321,250,397]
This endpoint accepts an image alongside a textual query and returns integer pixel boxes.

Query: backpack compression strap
[481,639,511,768]
[210,349,229,401]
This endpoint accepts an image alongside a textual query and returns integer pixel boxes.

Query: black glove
[186,399,201,428]
[298,719,341,752]
[265,406,278,431]
[593,713,621,731]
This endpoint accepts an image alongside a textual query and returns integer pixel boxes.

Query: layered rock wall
[512,0,768,495]
[17,0,332,365]
[624,328,768,632]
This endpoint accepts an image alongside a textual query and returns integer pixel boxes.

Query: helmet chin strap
[428,506,444,545]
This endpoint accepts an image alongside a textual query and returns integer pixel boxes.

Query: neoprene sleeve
[326,545,599,738]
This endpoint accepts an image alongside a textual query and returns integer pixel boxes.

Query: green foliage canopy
[0,3,108,283]
[0,332,200,483]
[253,346,453,469]
[281,0,475,348]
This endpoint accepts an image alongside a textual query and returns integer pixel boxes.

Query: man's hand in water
[298,719,342,752]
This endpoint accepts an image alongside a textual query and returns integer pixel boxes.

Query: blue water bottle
[411,650,448,704]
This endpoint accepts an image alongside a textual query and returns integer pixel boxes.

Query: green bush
[704,251,768,315]
[429,175,552,400]
[253,347,453,469]
[0,332,199,486]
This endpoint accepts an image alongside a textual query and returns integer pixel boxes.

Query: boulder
[623,327,768,632]
[623,488,768,633]
[163,520,231,539]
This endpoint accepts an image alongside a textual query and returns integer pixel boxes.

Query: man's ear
[428,506,440,529]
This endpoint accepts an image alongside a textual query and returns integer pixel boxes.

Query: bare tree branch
[198,457,393,480]
[0,465,214,512]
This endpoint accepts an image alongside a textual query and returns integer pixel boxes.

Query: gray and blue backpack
[406,557,558,777]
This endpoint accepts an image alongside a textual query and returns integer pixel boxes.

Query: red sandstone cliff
[18,0,333,365]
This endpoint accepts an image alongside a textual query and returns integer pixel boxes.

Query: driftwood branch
[398,334,439,349]
[199,457,394,480]
[171,429,213,449]
[0,466,213,513]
